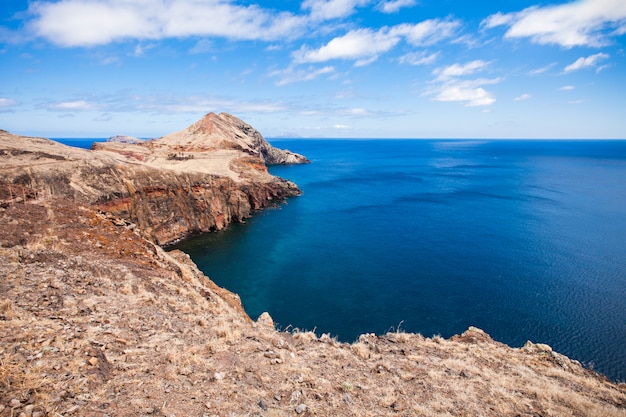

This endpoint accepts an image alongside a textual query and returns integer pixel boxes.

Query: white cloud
[399,51,439,66]
[482,0,626,48]
[595,64,609,74]
[426,61,499,107]
[301,0,369,21]
[294,19,459,65]
[132,43,157,57]
[28,0,307,47]
[269,65,335,86]
[341,108,372,116]
[480,12,515,29]
[433,60,490,81]
[564,52,609,72]
[514,93,531,101]
[334,124,352,129]
[0,98,18,112]
[528,62,557,75]
[100,55,121,65]
[559,85,575,91]
[377,0,416,14]
[44,100,99,111]
[435,83,497,107]
[391,19,461,46]
[294,28,400,64]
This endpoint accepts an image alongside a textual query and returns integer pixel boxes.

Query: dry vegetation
[1,192,625,417]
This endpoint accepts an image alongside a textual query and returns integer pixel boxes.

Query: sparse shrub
[167,153,194,161]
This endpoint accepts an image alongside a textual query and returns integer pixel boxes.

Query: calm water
[57,138,625,381]
[172,139,626,381]
[53,138,108,149]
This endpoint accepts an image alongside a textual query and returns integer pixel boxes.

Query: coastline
[1,122,625,415]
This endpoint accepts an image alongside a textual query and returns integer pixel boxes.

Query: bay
[54,137,625,381]
[174,139,626,382]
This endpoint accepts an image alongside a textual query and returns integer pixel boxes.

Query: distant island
[106,134,148,144]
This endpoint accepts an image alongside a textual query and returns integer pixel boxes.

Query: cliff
[0,113,306,245]
[0,117,625,417]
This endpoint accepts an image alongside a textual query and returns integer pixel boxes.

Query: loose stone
[257,399,268,411]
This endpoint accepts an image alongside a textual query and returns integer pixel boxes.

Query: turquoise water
[58,138,626,381]
[52,138,108,149]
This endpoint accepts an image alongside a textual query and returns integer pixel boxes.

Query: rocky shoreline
[1,115,625,416]
[0,113,306,246]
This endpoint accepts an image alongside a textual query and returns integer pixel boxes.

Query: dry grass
[1,198,625,417]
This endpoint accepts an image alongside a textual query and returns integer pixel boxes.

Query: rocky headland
[1,113,306,246]
[0,114,624,417]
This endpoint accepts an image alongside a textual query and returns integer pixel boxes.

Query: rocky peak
[157,112,309,165]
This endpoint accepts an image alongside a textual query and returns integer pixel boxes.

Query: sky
[1,0,625,139]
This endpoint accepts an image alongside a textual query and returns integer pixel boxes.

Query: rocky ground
[1,116,625,416]
[1,196,625,417]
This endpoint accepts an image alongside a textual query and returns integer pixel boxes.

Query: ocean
[58,138,626,381]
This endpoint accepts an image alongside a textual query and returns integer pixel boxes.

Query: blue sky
[1,0,625,138]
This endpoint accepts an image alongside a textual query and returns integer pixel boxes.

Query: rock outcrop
[0,115,625,417]
[145,112,309,165]
[0,112,305,245]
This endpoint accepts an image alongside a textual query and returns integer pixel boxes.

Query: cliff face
[0,113,304,245]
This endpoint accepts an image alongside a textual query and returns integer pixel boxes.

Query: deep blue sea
[59,138,626,381]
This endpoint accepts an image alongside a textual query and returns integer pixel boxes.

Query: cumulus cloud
[559,85,575,90]
[564,52,609,72]
[433,78,499,106]
[302,0,369,20]
[28,0,307,47]
[294,18,459,65]
[426,61,499,107]
[377,0,416,14]
[514,93,531,101]
[435,86,494,106]
[482,0,626,48]
[294,27,400,64]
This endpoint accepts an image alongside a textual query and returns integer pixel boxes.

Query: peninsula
[0,114,624,416]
